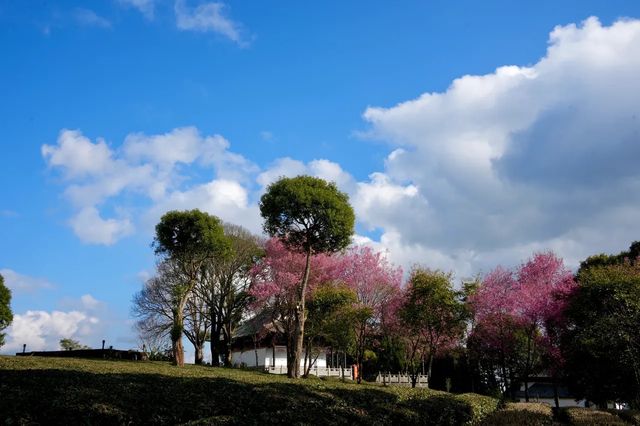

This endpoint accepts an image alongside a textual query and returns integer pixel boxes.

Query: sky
[2,0,640,360]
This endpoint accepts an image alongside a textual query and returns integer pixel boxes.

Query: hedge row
[479,402,553,426]
[560,407,628,425]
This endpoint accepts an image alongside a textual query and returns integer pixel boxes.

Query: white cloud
[146,179,261,234]
[2,310,99,353]
[357,17,640,273]
[118,0,155,20]
[174,0,246,45]
[257,157,356,194]
[43,127,261,245]
[0,269,53,295]
[73,8,112,28]
[69,207,134,245]
[42,130,113,179]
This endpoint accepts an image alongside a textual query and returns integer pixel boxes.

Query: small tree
[60,338,89,351]
[399,268,465,388]
[260,176,355,378]
[0,273,12,349]
[305,283,358,376]
[153,209,229,366]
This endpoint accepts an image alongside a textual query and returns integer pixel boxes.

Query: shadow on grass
[0,368,462,425]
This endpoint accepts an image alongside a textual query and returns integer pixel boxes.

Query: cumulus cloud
[0,269,54,295]
[359,17,640,272]
[69,207,134,245]
[2,307,100,353]
[43,127,261,244]
[174,0,247,46]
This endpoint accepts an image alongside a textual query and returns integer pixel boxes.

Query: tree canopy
[259,175,355,254]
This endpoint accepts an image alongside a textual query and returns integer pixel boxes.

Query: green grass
[0,356,498,425]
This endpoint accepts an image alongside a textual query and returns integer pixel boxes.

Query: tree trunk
[553,379,560,409]
[195,344,204,365]
[171,307,185,367]
[524,379,529,402]
[290,248,312,379]
[210,312,221,367]
[427,351,434,389]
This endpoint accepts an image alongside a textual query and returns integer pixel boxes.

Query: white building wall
[231,346,327,368]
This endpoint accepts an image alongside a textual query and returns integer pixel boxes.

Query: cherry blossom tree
[341,246,402,383]
[250,238,343,375]
[468,253,576,402]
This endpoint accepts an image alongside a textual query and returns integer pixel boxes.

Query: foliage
[397,268,466,387]
[563,259,640,408]
[259,175,355,378]
[259,175,355,255]
[59,338,89,351]
[479,402,553,426]
[153,209,228,367]
[0,356,499,425]
[0,273,12,349]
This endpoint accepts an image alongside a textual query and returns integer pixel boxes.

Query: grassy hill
[0,355,498,425]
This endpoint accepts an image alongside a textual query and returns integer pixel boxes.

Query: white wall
[231,346,327,368]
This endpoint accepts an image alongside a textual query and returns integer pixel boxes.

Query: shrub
[617,410,640,425]
[457,393,502,425]
[562,407,628,425]
[479,402,553,426]
[394,392,499,426]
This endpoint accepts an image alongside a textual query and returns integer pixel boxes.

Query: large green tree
[153,209,229,366]
[0,273,13,349]
[198,223,263,366]
[564,243,640,408]
[259,175,355,378]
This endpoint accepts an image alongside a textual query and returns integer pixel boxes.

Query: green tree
[399,268,466,388]
[153,209,229,366]
[564,255,640,408]
[304,283,358,376]
[198,223,263,367]
[260,175,355,378]
[59,338,89,350]
[0,273,13,349]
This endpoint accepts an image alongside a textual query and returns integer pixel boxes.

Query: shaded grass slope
[0,356,497,425]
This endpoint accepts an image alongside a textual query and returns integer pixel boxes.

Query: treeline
[132,175,640,410]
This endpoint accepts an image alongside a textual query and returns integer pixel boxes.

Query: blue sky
[2,0,640,359]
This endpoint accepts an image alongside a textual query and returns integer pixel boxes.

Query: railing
[265,365,353,379]
[375,373,429,387]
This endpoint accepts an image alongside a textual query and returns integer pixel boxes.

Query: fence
[265,365,353,379]
[375,373,429,387]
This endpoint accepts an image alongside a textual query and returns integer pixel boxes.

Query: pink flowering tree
[250,238,343,374]
[515,252,576,403]
[468,252,576,403]
[341,246,402,383]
